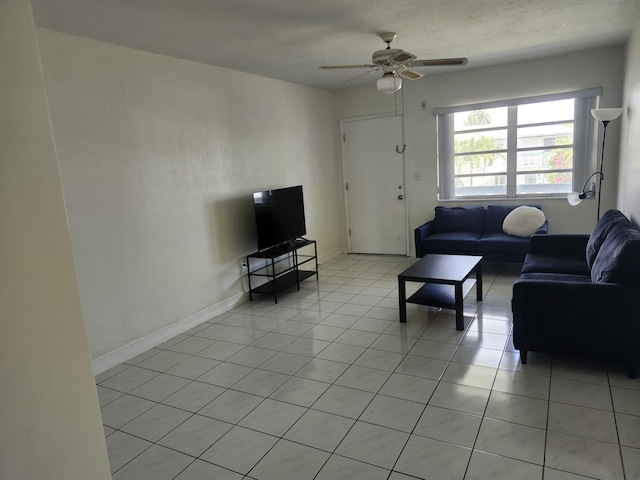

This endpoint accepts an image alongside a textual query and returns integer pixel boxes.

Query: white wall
[619,15,640,225]
[37,29,342,362]
[335,45,626,247]
[0,1,111,478]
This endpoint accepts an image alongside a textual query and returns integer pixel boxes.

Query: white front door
[343,115,407,255]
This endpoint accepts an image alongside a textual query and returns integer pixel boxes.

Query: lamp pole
[596,119,610,221]
[590,108,623,221]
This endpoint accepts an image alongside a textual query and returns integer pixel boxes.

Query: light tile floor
[97,254,640,480]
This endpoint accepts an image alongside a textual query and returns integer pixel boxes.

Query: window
[435,89,601,200]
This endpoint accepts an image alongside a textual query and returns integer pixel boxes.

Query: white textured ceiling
[31,0,640,91]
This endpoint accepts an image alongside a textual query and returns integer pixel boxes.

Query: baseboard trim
[93,246,347,376]
[318,245,344,264]
[92,292,247,376]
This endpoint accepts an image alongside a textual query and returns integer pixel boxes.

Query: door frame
[340,113,410,256]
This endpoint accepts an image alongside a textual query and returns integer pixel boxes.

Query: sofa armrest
[414,221,435,258]
[513,278,628,307]
[512,280,639,358]
[529,234,589,259]
[513,280,636,322]
[535,221,549,235]
[512,279,634,341]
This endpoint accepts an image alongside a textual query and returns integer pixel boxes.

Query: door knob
[398,195,404,200]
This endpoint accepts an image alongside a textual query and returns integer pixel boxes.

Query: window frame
[434,88,601,201]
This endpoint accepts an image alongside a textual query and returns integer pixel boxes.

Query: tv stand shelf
[246,238,317,304]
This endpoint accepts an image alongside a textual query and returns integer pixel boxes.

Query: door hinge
[345,182,349,191]
[348,229,351,236]
[343,134,346,143]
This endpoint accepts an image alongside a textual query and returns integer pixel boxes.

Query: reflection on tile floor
[97,255,640,480]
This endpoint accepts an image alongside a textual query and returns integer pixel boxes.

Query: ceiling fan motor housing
[372,49,400,65]
[372,49,416,66]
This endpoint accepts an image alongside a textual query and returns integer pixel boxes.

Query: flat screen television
[253,185,307,252]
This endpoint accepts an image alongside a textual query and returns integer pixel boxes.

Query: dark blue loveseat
[414,205,548,263]
[512,209,640,378]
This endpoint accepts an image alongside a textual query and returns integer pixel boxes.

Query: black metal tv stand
[246,238,318,304]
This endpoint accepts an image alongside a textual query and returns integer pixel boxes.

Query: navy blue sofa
[512,209,640,378]
[414,205,548,263]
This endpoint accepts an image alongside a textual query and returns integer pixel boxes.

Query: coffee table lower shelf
[406,278,476,311]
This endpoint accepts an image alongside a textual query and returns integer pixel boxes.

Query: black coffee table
[398,254,483,330]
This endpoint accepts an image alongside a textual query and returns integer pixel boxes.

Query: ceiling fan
[320,32,468,93]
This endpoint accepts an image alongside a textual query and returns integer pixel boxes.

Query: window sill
[437,194,577,203]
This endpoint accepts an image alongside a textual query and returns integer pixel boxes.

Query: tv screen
[253,185,307,251]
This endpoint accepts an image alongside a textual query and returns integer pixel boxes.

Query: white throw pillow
[502,206,546,237]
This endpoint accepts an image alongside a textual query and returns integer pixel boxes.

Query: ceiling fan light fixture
[377,72,402,94]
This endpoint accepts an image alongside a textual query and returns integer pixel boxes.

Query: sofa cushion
[433,206,484,234]
[586,209,630,269]
[521,253,591,276]
[502,206,546,237]
[591,222,640,284]
[476,232,530,254]
[485,205,542,234]
[422,232,481,254]
[519,272,594,283]
[485,205,516,233]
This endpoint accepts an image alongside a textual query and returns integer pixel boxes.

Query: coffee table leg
[476,262,483,301]
[398,278,407,323]
[455,283,464,331]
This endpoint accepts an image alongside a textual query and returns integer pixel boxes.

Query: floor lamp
[567,107,623,221]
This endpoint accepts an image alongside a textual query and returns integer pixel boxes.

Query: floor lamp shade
[567,191,586,206]
[591,108,624,122]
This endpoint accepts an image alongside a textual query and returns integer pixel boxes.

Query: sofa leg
[519,350,528,365]
[629,365,637,379]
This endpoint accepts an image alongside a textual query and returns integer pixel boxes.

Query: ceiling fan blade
[340,69,378,83]
[390,49,416,64]
[397,68,424,80]
[411,58,469,67]
[319,64,375,69]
